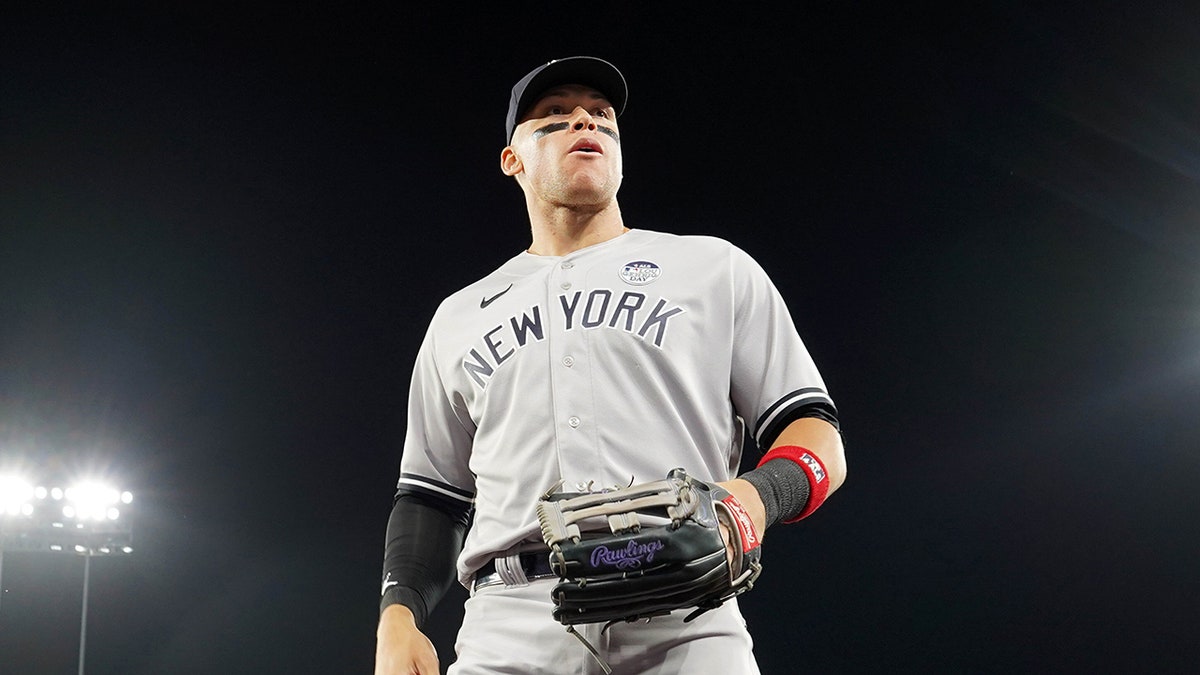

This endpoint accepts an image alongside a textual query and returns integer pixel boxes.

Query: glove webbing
[551,478,676,509]
[537,482,697,543]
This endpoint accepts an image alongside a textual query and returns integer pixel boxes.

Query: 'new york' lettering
[463,290,684,388]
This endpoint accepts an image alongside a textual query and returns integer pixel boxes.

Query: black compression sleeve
[740,458,811,529]
[379,491,470,626]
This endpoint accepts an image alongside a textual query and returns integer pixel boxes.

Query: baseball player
[375,56,846,675]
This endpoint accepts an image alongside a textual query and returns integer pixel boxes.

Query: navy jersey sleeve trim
[396,472,475,505]
[754,388,839,448]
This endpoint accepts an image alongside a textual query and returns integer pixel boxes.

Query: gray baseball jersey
[396,228,833,586]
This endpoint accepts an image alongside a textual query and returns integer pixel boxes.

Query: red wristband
[756,445,830,523]
[718,493,762,553]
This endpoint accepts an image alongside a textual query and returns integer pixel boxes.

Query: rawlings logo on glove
[589,539,666,570]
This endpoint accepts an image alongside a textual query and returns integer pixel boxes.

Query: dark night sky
[2,3,1199,674]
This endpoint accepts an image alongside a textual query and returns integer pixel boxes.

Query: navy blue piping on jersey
[396,472,475,509]
[753,388,839,449]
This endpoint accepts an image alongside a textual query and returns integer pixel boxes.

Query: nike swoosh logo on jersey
[480,283,513,309]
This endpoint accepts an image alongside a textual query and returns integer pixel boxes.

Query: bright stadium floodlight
[1,479,135,556]
[64,482,126,523]
[0,475,35,516]
[1,472,135,675]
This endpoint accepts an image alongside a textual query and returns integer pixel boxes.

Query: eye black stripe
[532,122,570,140]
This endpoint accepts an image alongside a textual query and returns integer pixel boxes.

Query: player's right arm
[375,490,471,675]
[377,313,477,673]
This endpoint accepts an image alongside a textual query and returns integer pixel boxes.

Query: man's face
[504,84,623,209]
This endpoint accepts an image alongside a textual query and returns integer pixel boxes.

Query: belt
[473,551,557,591]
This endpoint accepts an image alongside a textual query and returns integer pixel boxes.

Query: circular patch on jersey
[619,260,661,285]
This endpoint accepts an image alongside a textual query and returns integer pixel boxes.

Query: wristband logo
[722,496,760,551]
[800,452,827,483]
[589,539,666,570]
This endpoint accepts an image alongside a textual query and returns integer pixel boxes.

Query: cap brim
[507,56,627,142]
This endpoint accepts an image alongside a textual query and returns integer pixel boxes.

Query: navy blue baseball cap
[505,56,628,143]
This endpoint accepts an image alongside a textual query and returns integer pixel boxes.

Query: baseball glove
[535,468,763,629]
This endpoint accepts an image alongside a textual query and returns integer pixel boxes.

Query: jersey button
[560,282,572,290]
[562,355,574,367]
[561,261,575,269]
[567,416,581,428]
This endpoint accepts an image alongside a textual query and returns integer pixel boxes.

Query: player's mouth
[569,139,603,155]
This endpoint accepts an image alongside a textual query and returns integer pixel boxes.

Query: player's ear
[500,145,523,176]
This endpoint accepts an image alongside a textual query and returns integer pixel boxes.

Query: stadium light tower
[0,473,134,675]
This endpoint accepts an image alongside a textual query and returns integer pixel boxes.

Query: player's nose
[568,106,597,133]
